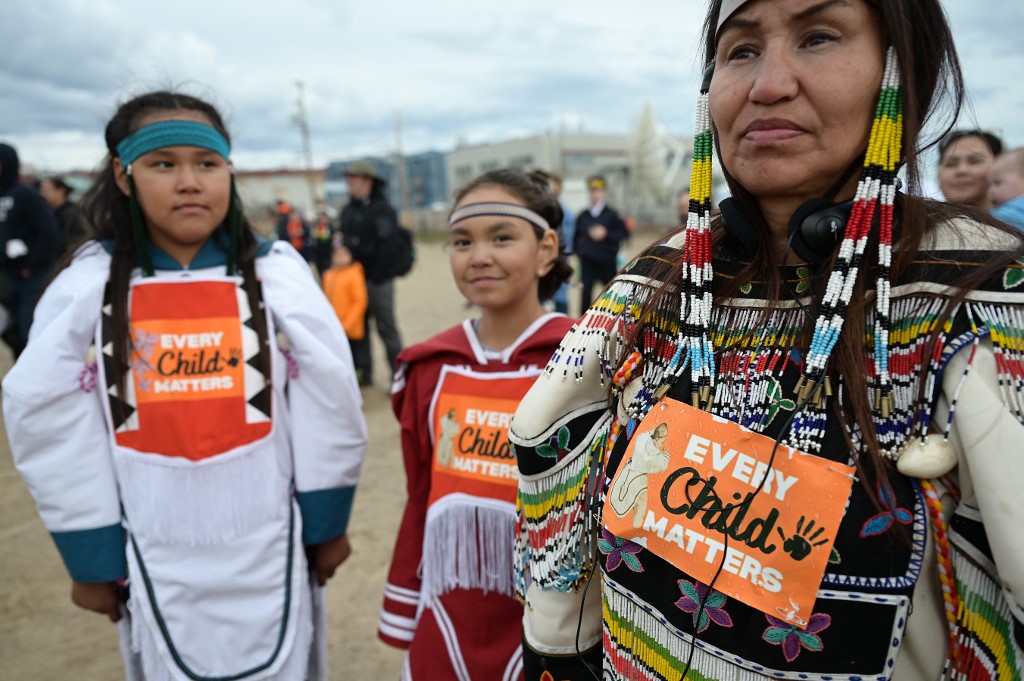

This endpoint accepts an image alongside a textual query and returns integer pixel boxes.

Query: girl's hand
[71,581,121,622]
[312,534,352,586]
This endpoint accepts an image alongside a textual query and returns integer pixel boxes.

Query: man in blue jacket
[574,175,628,311]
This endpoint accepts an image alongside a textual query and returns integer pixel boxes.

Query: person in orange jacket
[322,244,368,359]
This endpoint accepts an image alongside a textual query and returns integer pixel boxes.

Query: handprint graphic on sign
[777,516,828,561]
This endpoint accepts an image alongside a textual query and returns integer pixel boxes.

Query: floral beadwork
[281,349,300,379]
[763,376,797,428]
[1003,257,1024,289]
[860,476,913,538]
[794,266,812,294]
[79,363,98,393]
[537,425,572,460]
[762,612,831,663]
[540,672,571,681]
[598,527,644,573]
[675,579,733,633]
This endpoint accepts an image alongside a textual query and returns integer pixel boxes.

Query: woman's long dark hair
[76,91,271,414]
[629,0,1024,494]
[450,168,573,301]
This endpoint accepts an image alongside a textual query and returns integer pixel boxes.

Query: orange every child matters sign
[604,398,854,629]
[117,280,271,460]
[428,368,539,506]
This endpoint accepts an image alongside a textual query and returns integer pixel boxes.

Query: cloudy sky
[3,0,1022,173]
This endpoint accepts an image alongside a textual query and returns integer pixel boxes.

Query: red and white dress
[378,313,574,681]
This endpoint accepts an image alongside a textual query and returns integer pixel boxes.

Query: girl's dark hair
[75,91,270,414]
[450,168,573,301]
[629,0,1024,500]
[938,129,1004,162]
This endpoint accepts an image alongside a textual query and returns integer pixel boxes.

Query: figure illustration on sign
[437,407,460,468]
[609,422,671,528]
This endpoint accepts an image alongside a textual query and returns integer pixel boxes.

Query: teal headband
[116,120,230,166]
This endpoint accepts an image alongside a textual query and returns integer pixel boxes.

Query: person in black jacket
[339,161,404,387]
[0,143,60,356]
[574,175,629,310]
[39,176,87,258]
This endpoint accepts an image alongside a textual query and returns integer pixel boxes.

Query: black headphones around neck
[719,196,854,264]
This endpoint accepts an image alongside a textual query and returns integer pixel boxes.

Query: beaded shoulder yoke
[512,216,1024,679]
[517,216,1023,586]
[557,218,1024,449]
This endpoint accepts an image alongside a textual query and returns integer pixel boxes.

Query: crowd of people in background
[8,127,1024,373]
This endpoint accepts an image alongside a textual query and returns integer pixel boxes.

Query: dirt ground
[0,231,656,679]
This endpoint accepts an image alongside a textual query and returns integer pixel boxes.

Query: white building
[234,168,328,222]
[447,132,631,212]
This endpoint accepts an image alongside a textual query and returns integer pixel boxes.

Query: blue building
[405,151,448,210]
[325,152,448,212]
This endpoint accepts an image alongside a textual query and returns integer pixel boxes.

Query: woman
[511,1,1024,680]
[938,130,1003,211]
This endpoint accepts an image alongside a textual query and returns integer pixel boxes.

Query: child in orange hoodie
[322,245,368,350]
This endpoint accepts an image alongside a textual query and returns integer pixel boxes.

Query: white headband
[717,0,748,32]
[449,202,552,232]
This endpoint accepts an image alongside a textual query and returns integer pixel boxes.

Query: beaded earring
[787,47,902,454]
[668,48,905,457]
[666,64,716,411]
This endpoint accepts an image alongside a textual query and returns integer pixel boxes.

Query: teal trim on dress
[296,486,356,544]
[50,523,127,583]
[99,230,272,271]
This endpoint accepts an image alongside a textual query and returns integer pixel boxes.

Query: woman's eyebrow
[719,0,851,37]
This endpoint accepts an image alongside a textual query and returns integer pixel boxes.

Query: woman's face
[710,0,885,203]
[39,179,66,209]
[939,135,996,208]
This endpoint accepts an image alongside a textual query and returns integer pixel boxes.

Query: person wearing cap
[339,160,404,386]
[510,1,1024,679]
[39,176,87,258]
[0,142,60,356]
[574,175,628,311]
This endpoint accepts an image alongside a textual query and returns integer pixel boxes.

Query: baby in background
[990,148,1024,230]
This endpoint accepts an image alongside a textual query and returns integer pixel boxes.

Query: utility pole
[394,111,410,223]
[291,81,318,213]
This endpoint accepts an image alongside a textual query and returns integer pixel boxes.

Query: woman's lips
[743,119,805,142]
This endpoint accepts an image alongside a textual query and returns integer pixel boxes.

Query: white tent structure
[626,103,691,227]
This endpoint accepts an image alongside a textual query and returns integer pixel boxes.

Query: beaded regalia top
[510,45,1024,681]
[512,219,1024,680]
